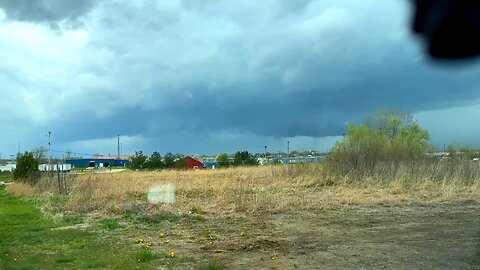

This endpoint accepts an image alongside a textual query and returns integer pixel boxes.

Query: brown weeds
[6,162,480,216]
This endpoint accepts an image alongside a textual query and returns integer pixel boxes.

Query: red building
[186,156,204,170]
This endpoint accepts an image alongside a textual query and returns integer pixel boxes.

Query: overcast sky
[1,0,480,158]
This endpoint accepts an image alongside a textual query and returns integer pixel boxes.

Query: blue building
[66,159,128,168]
[204,161,220,169]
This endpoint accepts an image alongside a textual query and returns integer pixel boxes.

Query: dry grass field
[6,163,480,269]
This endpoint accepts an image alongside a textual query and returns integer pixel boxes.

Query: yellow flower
[159,232,165,238]
[240,231,246,237]
[164,240,170,244]
[271,255,277,261]
[169,251,175,258]
[136,238,144,244]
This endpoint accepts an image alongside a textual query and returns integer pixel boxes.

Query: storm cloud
[0,0,96,24]
[1,0,480,156]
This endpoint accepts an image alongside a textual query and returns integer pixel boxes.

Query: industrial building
[204,161,220,169]
[66,159,128,168]
[0,163,16,172]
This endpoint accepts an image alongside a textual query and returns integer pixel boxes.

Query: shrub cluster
[327,110,431,176]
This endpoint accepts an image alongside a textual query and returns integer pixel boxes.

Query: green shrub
[13,152,40,184]
[327,110,430,177]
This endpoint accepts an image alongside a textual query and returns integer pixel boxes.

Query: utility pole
[117,134,119,159]
[47,131,51,172]
[287,141,290,157]
[264,145,267,160]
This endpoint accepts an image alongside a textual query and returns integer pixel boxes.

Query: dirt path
[263,206,480,269]
[140,203,480,269]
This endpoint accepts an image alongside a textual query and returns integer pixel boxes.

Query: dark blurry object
[412,0,480,59]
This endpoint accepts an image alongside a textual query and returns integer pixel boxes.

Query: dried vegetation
[7,161,480,217]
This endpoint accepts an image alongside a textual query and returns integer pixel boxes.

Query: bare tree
[31,147,48,163]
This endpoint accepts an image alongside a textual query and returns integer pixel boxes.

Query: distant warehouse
[66,159,128,168]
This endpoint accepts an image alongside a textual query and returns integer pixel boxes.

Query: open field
[4,164,480,269]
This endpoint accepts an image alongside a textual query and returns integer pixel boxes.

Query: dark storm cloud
[3,0,480,155]
[0,0,97,24]
[141,62,480,140]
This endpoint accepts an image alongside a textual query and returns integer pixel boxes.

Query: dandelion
[240,231,246,237]
[136,238,144,244]
[271,255,277,261]
[164,240,170,244]
[159,232,165,238]
[169,251,175,258]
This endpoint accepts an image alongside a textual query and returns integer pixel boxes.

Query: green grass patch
[132,250,163,262]
[101,218,120,230]
[0,175,13,183]
[191,214,206,222]
[0,189,217,269]
[63,215,83,225]
[0,189,159,269]
[69,240,87,249]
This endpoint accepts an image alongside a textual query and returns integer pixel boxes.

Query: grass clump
[102,218,120,230]
[63,215,83,225]
[140,211,183,224]
[197,260,223,270]
[132,250,162,262]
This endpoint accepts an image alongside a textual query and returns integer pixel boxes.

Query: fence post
[57,162,62,194]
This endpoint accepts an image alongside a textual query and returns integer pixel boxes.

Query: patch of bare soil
[122,203,480,269]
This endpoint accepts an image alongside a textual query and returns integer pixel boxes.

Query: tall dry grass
[6,161,480,217]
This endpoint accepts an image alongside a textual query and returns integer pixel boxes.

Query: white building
[0,163,16,172]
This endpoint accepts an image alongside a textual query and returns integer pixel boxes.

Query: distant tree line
[216,151,259,168]
[128,151,188,170]
[128,150,259,170]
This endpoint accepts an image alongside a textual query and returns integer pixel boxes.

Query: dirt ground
[120,202,480,269]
